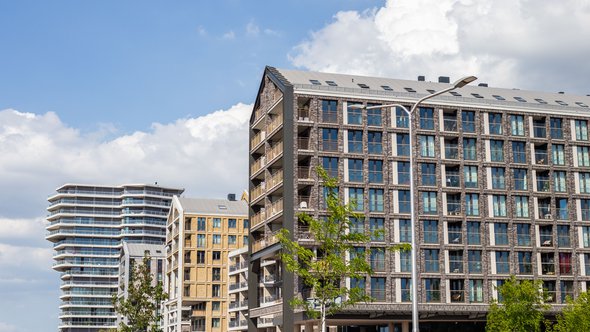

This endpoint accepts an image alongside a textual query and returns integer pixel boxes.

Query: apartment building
[248,66,590,331]
[46,183,183,332]
[164,195,248,332]
[228,246,249,332]
[117,243,166,328]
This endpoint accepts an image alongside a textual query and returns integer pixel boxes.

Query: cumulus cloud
[290,0,590,94]
[222,30,235,40]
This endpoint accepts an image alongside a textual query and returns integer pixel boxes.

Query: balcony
[251,210,266,228]
[449,261,463,273]
[250,131,265,150]
[267,170,283,190]
[267,114,284,135]
[261,294,281,305]
[251,157,265,175]
[252,232,280,253]
[298,166,312,180]
[229,281,248,291]
[298,137,311,150]
[267,142,283,162]
[269,199,283,218]
[229,261,248,273]
[447,202,462,216]
[253,107,265,124]
[443,118,458,132]
[229,320,248,328]
[298,108,311,122]
[251,183,265,202]
[445,146,459,159]
[535,151,548,165]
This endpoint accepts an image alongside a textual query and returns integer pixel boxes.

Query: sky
[1,0,590,331]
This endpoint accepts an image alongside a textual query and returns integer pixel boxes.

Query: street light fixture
[349,75,477,332]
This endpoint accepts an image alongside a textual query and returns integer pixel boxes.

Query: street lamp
[349,75,476,332]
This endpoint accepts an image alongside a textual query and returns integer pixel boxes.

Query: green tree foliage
[113,255,167,332]
[486,275,549,332]
[277,166,410,332]
[550,291,590,332]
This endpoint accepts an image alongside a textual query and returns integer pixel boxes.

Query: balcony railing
[229,261,248,272]
[252,231,280,253]
[297,196,312,210]
[443,119,458,132]
[448,231,462,244]
[269,199,283,218]
[298,137,311,150]
[445,146,459,159]
[267,142,283,161]
[253,107,265,124]
[251,210,266,228]
[533,125,547,138]
[251,157,265,175]
[535,151,548,165]
[298,166,312,179]
[251,183,265,202]
[267,114,284,134]
[229,281,248,291]
[267,170,283,189]
[449,261,463,273]
[298,108,310,121]
[250,131,265,150]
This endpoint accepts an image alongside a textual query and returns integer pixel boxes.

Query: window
[513,168,527,190]
[470,280,484,303]
[398,190,411,213]
[492,195,507,217]
[228,235,236,245]
[512,141,526,163]
[467,222,481,245]
[212,218,221,228]
[462,111,475,133]
[212,318,220,328]
[550,118,563,139]
[401,278,411,302]
[490,140,504,162]
[424,249,439,272]
[552,144,565,165]
[370,218,385,241]
[397,134,410,156]
[212,301,220,311]
[444,138,459,159]
[350,217,364,235]
[464,166,478,188]
[554,171,567,192]
[243,236,248,245]
[228,219,236,228]
[560,281,574,303]
[536,171,550,192]
[496,251,510,274]
[468,250,482,273]
[310,79,321,85]
[381,85,393,91]
[541,253,555,275]
[514,196,529,218]
[447,193,461,215]
[367,104,382,126]
[425,279,441,302]
[463,138,477,160]
[491,167,505,189]
[399,219,411,243]
[371,277,386,301]
[575,119,589,140]
[347,102,362,124]
[419,135,435,157]
[446,166,460,187]
[348,188,364,211]
[358,83,369,89]
[581,173,590,193]
[517,224,531,246]
[197,234,206,248]
[326,80,337,86]
[348,159,363,182]
[369,189,384,212]
[443,111,457,131]
[212,268,221,281]
[368,132,383,154]
[322,100,338,123]
[212,234,221,244]
[397,162,410,185]
[532,117,546,138]
[557,225,570,247]
[422,192,437,214]
[578,146,590,166]
[582,226,590,248]
[540,225,553,246]
[421,163,436,186]
[396,107,409,128]
[197,251,205,264]
[495,223,509,245]
[419,107,434,129]
[489,113,503,134]
[466,193,479,216]
[212,284,220,297]
[350,277,365,295]
[514,96,527,102]
[212,251,221,260]
[493,95,506,101]
[423,220,438,243]
[323,157,338,178]
[243,219,249,228]
[370,248,385,271]
[450,279,464,303]
[348,130,363,153]
[321,128,338,151]
[510,115,525,136]
[368,160,383,183]
[197,217,206,231]
[518,252,533,275]
[449,250,463,273]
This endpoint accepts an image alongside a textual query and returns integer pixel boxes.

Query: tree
[277,166,409,332]
[485,275,549,332]
[113,255,167,332]
[550,291,590,332]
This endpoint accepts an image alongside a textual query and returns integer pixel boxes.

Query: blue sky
[2,0,590,331]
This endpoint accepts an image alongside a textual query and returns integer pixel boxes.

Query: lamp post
[350,76,476,332]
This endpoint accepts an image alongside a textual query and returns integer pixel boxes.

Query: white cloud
[197,25,207,36]
[0,243,52,269]
[222,30,235,40]
[0,322,19,332]
[246,20,260,36]
[290,0,590,94]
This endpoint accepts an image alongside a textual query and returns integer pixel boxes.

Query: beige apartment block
[164,195,249,332]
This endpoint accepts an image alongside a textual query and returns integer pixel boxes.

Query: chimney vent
[227,193,236,201]
[438,76,450,83]
[478,83,488,87]
[417,75,425,81]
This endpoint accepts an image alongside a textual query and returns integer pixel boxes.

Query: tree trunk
[321,302,326,332]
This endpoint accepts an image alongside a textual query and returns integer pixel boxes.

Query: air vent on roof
[381,85,393,91]
[472,93,484,99]
[218,205,227,210]
[418,75,425,81]
[326,81,338,86]
[478,83,488,87]
[404,87,416,93]
[492,95,506,101]
[228,193,236,201]
[576,102,589,108]
[309,79,321,85]
[438,76,450,83]
[556,100,568,106]
[514,96,527,102]
[358,83,369,89]
[558,91,565,94]
[449,91,462,97]
[534,98,548,104]
[426,89,435,94]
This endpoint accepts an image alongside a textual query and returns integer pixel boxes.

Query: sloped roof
[177,197,248,216]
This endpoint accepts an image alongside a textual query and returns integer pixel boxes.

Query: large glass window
[370,248,385,271]
[466,193,479,216]
[552,144,565,165]
[489,113,503,134]
[367,104,382,126]
[490,140,504,162]
[580,172,590,193]
[419,135,435,157]
[532,117,546,138]
[421,163,436,186]
[513,168,527,190]
[322,157,338,178]
[350,217,364,235]
[348,130,363,153]
[578,146,590,166]
[510,115,525,136]
[491,167,505,189]
[469,280,484,303]
[399,219,411,243]
[423,220,438,243]
[492,195,507,217]
[464,166,478,188]
[322,100,338,123]
[347,102,362,124]
[197,217,206,231]
[400,251,412,272]
[550,117,563,139]
[398,190,411,213]
[424,249,439,272]
[371,277,386,301]
[467,222,481,245]
[368,131,382,154]
[348,188,364,211]
[419,107,434,130]
[575,119,589,140]
[518,252,533,275]
[422,192,437,214]
[397,162,410,185]
[463,138,477,160]
[401,278,411,302]
[512,141,526,163]
[396,134,410,156]
[514,196,529,218]
[462,111,475,133]
[449,250,463,273]
[517,224,531,246]
[368,160,383,183]
[554,171,567,192]
[496,251,510,274]
[582,199,590,221]
[425,279,441,302]
[582,226,590,248]
[321,128,338,151]
[468,250,482,273]
[557,198,569,220]
[369,189,384,212]
[443,111,457,132]
[348,159,363,182]
[396,107,409,128]
[494,223,509,245]
[558,225,570,247]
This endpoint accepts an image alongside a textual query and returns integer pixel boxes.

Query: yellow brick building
[163,195,248,332]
